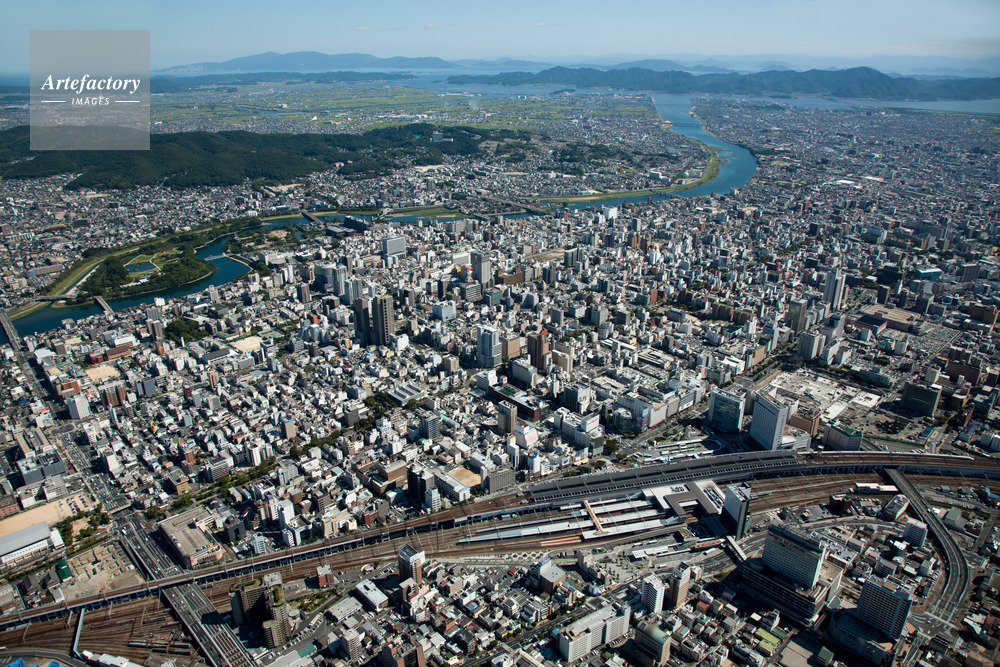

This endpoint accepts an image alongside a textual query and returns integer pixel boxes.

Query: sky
[2,0,999,73]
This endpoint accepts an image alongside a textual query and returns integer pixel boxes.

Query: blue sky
[2,0,998,72]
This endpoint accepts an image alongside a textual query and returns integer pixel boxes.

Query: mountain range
[159,51,456,73]
[157,51,1000,78]
[445,66,1000,101]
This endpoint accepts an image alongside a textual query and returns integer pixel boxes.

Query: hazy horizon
[2,0,998,76]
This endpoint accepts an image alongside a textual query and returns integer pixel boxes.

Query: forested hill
[0,124,529,190]
[446,66,1000,100]
[149,71,412,93]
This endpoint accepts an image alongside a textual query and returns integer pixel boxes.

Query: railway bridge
[3,450,998,633]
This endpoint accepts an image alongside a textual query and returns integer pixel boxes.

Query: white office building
[557,603,631,662]
[857,576,913,640]
[641,575,665,615]
[477,325,502,368]
[750,391,793,450]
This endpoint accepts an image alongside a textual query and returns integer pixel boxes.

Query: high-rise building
[432,300,457,321]
[527,330,550,370]
[333,265,348,296]
[477,325,502,368]
[707,389,745,433]
[667,564,691,611]
[407,466,435,501]
[876,284,891,305]
[641,575,666,614]
[723,482,752,540]
[67,393,90,420]
[900,382,941,417]
[856,576,913,639]
[341,627,363,660]
[750,391,792,450]
[424,487,441,512]
[787,299,808,334]
[372,294,395,347]
[820,313,847,342]
[497,401,517,435]
[762,524,826,588]
[557,603,631,662]
[398,543,425,586]
[742,524,843,625]
[354,298,372,346]
[297,283,311,304]
[902,519,927,549]
[798,331,825,361]
[262,585,290,648]
[471,250,492,288]
[419,414,441,441]
[381,235,406,258]
[344,277,362,304]
[231,574,290,649]
[633,621,671,667]
[824,268,846,311]
[485,468,515,494]
[149,319,165,341]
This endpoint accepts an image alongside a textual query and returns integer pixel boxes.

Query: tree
[56,518,74,547]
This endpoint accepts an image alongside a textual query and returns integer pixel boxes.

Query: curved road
[887,469,970,633]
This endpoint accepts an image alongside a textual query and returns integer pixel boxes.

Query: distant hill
[446,66,1000,100]
[611,59,733,73]
[454,58,552,70]
[0,124,529,190]
[159,51,456,73]
[150,71,412,93]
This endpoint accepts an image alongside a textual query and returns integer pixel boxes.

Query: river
[10,235,252,337]
[20,72,987,339]
[6,86,761,339]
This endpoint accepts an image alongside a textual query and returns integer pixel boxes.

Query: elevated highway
[0,498,526,633]
[528,450,1000,503]
[5,450,997,634]
[887,469,970,631]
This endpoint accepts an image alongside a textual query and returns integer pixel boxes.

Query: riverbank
[51,263,220,309]
[8,301,48,319]
[9,222,268,321]
[530,142,721,203]
[6,93,757,337]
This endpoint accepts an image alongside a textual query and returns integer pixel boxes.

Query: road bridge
[480,195,549,216]
[725,535,748,563]
[0,310,47,402]
[0,500,532,632]
[94,296,113,315]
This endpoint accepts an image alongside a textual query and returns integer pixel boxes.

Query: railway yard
[3,449,999,666]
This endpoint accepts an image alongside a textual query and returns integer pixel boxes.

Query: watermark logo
[31,30,150,150]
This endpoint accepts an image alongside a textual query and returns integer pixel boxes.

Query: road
[0,647,86,667]
[0,309,47,401]
[119,513,254,667]
[2,309,131,514]
[886,469,971,635]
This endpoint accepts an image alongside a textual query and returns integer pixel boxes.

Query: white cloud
[355,25,376,32]
[425,22,445,30]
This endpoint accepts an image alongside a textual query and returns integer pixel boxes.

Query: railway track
[4,459,995,661]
